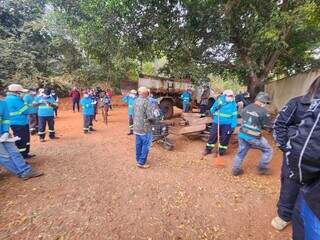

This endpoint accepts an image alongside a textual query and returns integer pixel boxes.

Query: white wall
[265,69,320,111]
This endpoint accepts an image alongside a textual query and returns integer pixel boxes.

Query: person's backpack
[287,98,320,184]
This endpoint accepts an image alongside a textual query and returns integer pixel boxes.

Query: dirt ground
[0,98,292,240]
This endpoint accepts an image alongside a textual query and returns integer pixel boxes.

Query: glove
[0,133,9,142]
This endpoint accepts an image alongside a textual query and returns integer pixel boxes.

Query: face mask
[225,96,234,102]
[43,94,49,98]
[261,103,266,108]
[84,94,89,98]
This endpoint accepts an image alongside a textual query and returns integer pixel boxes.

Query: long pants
[277,159,301,222]
[54,107,58,117]
[182,101,190,112]
[135,132,152,165]
[232,137,273,170]
[72,98,80,112]
[38,116,55,140]
[205,123,232,155]
[0,142,32,177]
[83,115,93,132]
[11,124,30,158]
[200,104,207,116]
[28,113,38,134]
[292,193,320,240]
[129,115,133,133]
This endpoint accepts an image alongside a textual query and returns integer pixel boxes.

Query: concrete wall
[265,69,320,111]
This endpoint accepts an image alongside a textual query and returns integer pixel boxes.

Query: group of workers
[0,83,61,180]
[1,77,319,239]
[123,78,320,239]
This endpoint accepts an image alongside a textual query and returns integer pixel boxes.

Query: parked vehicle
[121,75,215,119]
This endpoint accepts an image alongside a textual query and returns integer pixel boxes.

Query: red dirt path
[0,99,291,240]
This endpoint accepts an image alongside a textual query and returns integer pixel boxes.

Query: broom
[213,109,226,168]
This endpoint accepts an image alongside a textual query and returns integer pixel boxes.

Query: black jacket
[273,95,311,152]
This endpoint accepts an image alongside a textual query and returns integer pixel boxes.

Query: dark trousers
[200,104,207,116]
[72,98,80,112]
[54,107,58,117]
[38,116,55,139]
[11,124,30,158]
[83,115,93,132]
[277,159,301,222]
[28,113,38,134]
[205,123,232,155]
[129,115,133,133]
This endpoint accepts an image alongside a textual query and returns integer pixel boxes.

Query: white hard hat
[8,84,28,93]
[223,89,234,96]
[138,86,149,94]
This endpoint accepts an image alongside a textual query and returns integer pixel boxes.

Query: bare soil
[0,98,291,240]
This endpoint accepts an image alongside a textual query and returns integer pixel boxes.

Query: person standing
[80,91,95,133]
[181,89,192,113]
[282,76,320,239]
[0,95,43,180]
[133,87,155,168]
[51,90,59,118]
[122,89,137,135]
[200,85,210,117]
[231,92,273,176]
[69,87,81,112]
[33,88,58,142]
[5,84,34,159]
[203,90,237,156]
[23,89,38,135]
[272,76,320,234]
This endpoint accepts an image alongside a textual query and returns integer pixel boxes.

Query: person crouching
[231,92,273,176]
[80,91,95,134]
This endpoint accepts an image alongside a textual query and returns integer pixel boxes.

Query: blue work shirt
[34,95,57,117]
[23,94,38,114]
[210,95,237,129]
[5,93,30,125]
[80,97,95,116]
[122,95,136,116]
[0,100,11,134]
[181,91,192,102]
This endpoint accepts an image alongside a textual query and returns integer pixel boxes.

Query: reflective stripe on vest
[9,104,29,116]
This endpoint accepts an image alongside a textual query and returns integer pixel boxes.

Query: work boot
[40,139,46,143]
[89,128,96,132]
[257,167,272,175]
[219,149,226,156]
[84,130,91,134]
[50,136,59,140]
[202,148,212,156]
[137,163,150,169]
[271,216,290,231]
[231,168,244,176]
[21,170,44,180]
[25,154,36,159]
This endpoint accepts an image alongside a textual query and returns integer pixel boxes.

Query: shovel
[213,109,226,168]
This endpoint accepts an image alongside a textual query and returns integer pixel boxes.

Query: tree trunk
[247,75,265,99]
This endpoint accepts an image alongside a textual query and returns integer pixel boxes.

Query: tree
[47,0,320,95]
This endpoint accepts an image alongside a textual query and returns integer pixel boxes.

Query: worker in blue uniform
[80,91,95,133]
[5,84,34,159]
[180,89,192,113]
[33,88,58,142]
[0,94,43,180]
[122,89,137,135]
[203,90,237,156]
[23,89,38,135]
